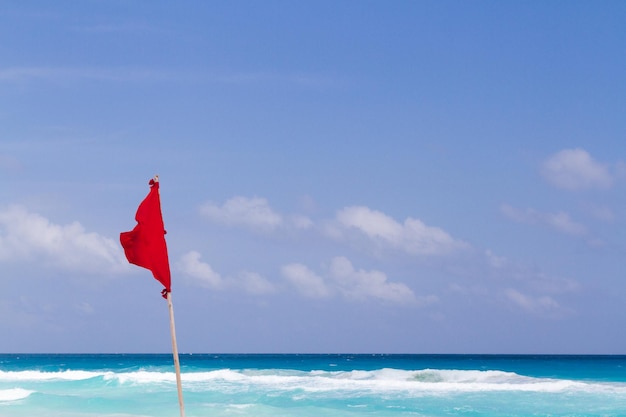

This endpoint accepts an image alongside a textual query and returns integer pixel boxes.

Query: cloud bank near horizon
[0,147,610,318]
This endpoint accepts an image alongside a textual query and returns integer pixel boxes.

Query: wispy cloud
[198,196,312,232]
[199,198,468,256]
[451,264,578,319]
[178,251,224,290]
[329,257,427,304]
[0,66,340,89]
[237,271,277,295]
[501,204,587,236]
[178,250,276,294]
[0,66,181,83]
[485,249,507,268]
[282,257,433,305]
[177,248,443,306]
[332,206,469,256]
[0,206,126,273]
[541,148,614,190]
[504,288,570,318]
[281,263,331,299]
[199,197,283,231]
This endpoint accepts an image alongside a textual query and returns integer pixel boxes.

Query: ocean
[1,354,625,417]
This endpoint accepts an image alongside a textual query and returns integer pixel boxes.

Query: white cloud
[338,206,402,242]
[290,214,314,230]
[329,257,424,305]
[199,197,283,231]
[545,211,587,235]
[178,251,426,305]
[504,288,566,317]
[485,249,507,268]
[542,148,613,190]
[75,302,95,315]
[501,204,587,236]
[335,206,468,256]
[199,196,313,232]
[281,263,331,298]
[281,257,431,305]
[0,205,126,273]
[178,251,224,289]
[238,271,276,295]
[178,251,276,294]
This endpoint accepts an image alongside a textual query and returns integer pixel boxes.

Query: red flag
[120,177,171,296]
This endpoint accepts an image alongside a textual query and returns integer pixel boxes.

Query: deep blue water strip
[1,353,625,382]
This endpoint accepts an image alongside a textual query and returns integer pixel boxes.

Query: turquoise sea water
[1,354,625,416]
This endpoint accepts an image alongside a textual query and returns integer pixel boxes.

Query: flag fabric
[120,177,171,296]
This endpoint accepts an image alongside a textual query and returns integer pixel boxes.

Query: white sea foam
[0,370,107,381]
[3,368,626,396]
[0,388,34,402]
[194,368,626,395]
[104,370,174,385]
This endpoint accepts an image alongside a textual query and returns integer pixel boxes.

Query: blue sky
[1,1,625,354]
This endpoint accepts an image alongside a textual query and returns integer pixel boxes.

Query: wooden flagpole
[156,175,184,416]
[166,291,185,417]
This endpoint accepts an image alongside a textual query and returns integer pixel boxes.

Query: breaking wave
[0,370,106,382]
[0,388,34,402]
[2,367,625,396]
